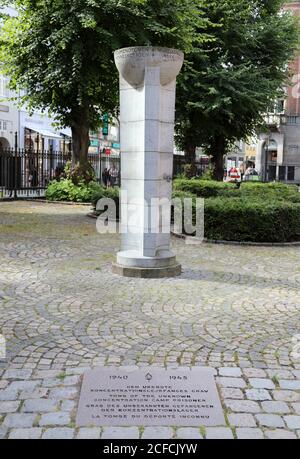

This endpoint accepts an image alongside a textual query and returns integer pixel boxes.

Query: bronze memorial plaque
[76,367,225,427]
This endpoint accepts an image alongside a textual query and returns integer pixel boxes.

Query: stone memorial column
[113,47,184,278]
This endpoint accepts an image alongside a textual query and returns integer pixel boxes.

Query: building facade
[253,2,300,183]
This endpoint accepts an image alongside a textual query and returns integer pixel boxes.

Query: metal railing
[0,147,121,198]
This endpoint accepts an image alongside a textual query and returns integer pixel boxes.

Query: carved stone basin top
[114,46,184,87]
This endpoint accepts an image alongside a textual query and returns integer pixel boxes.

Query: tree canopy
[0,0,200,181]
[175,0,300,180]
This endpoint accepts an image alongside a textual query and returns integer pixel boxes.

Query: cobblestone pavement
[0,201,300,439]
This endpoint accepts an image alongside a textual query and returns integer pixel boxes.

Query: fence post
[14,132,18,200]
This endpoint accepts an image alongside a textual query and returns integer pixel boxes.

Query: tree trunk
[70,110,95,184]
[210,136,226,181]
[184,144,197,178]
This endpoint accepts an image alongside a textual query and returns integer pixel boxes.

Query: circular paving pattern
[0,201,299,371]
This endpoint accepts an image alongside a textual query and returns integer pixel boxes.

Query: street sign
[90,139,99,147]
[102,114,109,136]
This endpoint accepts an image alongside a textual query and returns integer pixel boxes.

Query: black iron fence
[173,154,210,177]
[0,148,121,198]
[0,148,210,199]
[0,148,70,198]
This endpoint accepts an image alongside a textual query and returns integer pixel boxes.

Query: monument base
[112,250,181,278]
[112,263,182,279]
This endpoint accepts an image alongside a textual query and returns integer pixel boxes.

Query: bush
[46,179,90,202]
[204,198,300,243]
[173,178,236,198]
[172,185,300,242]
[45,179,103,203]
[173,178,300,201]
[90,186,120,210]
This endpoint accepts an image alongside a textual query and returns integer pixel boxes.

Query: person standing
[102,168,109,188]
[109,165,119,188]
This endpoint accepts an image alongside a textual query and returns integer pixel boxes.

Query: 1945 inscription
[76,367,225,427]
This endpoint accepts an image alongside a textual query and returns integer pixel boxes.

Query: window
[268,166,276,181]
[0,76,10,97]
[288,167,295,181]
[0,121,8,131]
[276,99,285,113]
[279,166,286,182]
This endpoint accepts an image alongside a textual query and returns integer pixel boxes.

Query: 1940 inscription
[76,367,225,427]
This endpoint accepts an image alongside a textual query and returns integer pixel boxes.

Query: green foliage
[0,0,199,130]
[90,186,120,209]
[45,179,102,202]
[173,178,236,197]
[174,179,300,242]
[200,165,214,181]
[173,178,300,200]
[204,198,300,243]
[175,0,300,177]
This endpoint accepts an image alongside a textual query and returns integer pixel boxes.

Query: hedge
[204,197,300,243]
[173,178,236,198]
[46,178,300,243]
[173,178,300,202]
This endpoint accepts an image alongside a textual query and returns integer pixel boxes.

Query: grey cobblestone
[23,399,58,413]
[284,415,300,429]
[1,202,300,439]
[224,400,261,413]
[228,413,256,427]
[61,400,76,412]
[3,413,36,428]
[243,368,267,378]
[19,388,48,400]
[236,428,264,439]
[33,370,62,379]
[279,380,300,390]
[255,414,284,428]
[176,428,202,439]
[77,428,102,439]
[0,426,8,439]
[205,427,234,439]
[102,427,140,439]
[49,387,78,400]
[291,403,300,414]
[9,381,40,391]
[3,369,32,380]
[261,401,290,414]
[8,428,43,439]
[265,429,297,439]
[0,401,20,413]
[246,389,272,401]
[42,428,75,439]
[219,368,242,377]
[273,391,300,402]
[220,388,244,400]
[217,377,246,389]
[267,369,294,380]
[142,427,173,439]
[0,389,19,401]
[39,411,71,426]
[249,379,275,389]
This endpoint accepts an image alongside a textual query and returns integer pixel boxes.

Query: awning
[60,128,72,138]
[25,124,62,139]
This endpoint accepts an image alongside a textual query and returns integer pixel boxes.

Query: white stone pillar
[113,47,184,278]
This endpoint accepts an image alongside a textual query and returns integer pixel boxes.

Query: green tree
[176,0,299,180]
[0,0,197,183]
